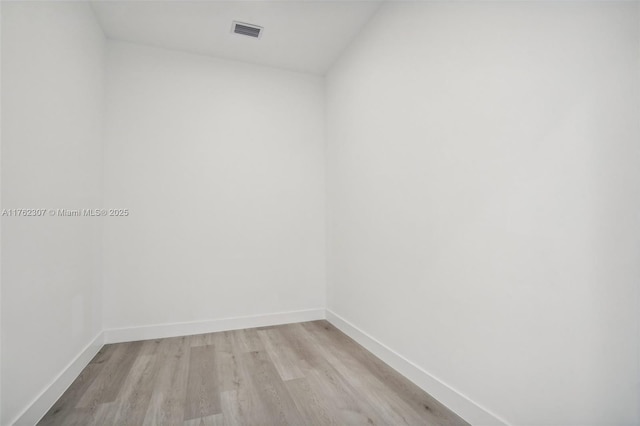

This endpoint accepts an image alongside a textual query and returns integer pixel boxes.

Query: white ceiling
[91,1,382,75]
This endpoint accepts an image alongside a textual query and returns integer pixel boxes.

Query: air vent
[232,21,263,39]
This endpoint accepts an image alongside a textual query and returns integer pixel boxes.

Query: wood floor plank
[142,336,190,426]
[216,350,241,393]
[50,406,102,426]
[219,390,243,426]
[278,324,386,424]
[222,365,267,426]
[85,402,117,426]
[41,344,117,425]
[229,328,263,353]
[191,330,233,352]
[90,353,159,425]
[184,344,220,420]
[258,328,305,381]
[316,321,465,426]
[239,350,305,425]
[183,413,225,426]
[41,321,468,426]
[38,345,119,425]
[305,322,420,424]
[305,366,385,425]
[91,344,118,365]
[189,333,211,348]
[140,338,163,356]
[285,377,339,425]
[76,341,144,407]
[304,321,467,426]
[210,330,233,353]
[38,363,104,426]
[278,323,334,370]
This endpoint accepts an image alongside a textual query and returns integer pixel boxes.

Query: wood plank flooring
[39,321,469,426]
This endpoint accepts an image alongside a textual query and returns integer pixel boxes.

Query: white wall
[1,2,105,424]
[326,2,640,425]
[3,2,639,425]
[103,42,325,330]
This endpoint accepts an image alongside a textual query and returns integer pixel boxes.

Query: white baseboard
[325,309,509,426]
[11,332,104,426]
[11,309,502,426]
[10,309,324,426]
[103,308,326,344]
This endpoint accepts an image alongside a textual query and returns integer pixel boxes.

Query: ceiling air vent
[232,21,263,39]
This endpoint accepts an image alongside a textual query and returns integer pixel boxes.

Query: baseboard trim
[103,308,326,344]
[10,309,501,426]
[325,310,509,426]
[11,332,104,426]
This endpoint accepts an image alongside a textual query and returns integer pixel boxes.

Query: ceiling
[91,1,382,75]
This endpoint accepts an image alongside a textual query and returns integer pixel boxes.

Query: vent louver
[232,22,262,38]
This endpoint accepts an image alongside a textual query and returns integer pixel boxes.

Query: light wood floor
[39,321,468,426]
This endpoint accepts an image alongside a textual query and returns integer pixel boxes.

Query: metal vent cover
[231,21,262,38]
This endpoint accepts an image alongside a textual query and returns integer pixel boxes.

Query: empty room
[1,0,639,425]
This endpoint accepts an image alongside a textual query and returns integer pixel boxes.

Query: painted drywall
[103,42,325,330]
[326,2,640,425]
[1,2,105,424]
[0,2,4,422]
